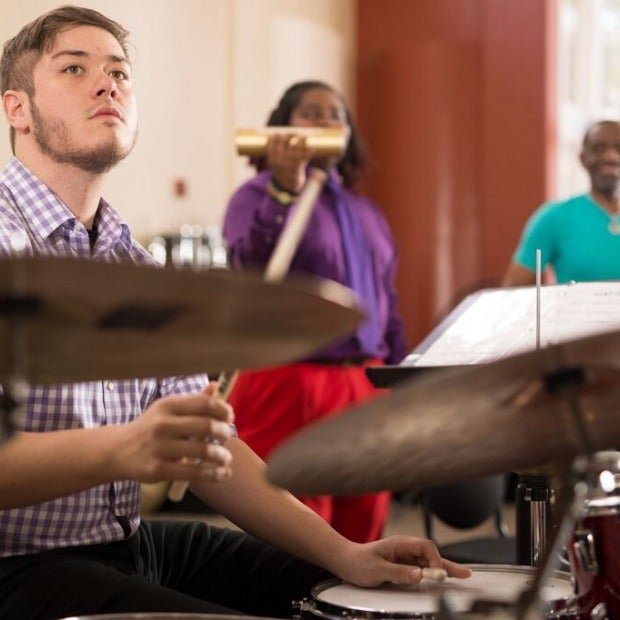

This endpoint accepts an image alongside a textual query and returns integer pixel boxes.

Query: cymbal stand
[516,366,595,620]
[0,245,34,443]
[516,474,553,567]
[515,250,553,567]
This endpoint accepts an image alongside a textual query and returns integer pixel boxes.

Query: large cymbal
[267,329,620,494]
[0,256,363,384]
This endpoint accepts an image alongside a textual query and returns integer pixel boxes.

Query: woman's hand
[266,133,314,193]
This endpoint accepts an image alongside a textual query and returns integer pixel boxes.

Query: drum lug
[589,602,609,620]
[291,599,302,619]
[573,528,599,575]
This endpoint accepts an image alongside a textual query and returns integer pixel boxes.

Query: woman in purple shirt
[223,81,408,542]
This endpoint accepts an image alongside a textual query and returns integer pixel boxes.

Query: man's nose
[94,74,118,99]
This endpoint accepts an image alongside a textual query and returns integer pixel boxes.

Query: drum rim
[57,614,254,620]
[311,564,572,596]
[307,578,427,619]
[308,564,573,618]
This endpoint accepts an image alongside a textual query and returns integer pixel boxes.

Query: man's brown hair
[1,5,130,150]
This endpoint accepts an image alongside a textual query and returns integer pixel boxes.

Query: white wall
[0,0,355,244]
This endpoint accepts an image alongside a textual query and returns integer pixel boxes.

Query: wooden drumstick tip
[422,568,447,582]
[167,480,190,502]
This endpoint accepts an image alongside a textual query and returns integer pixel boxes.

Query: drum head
[58,615,268,620]
[311,566,573,616]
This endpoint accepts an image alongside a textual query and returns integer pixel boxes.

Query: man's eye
[63,65,82,75]
[110,70,128,80]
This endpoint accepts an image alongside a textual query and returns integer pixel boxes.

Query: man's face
[580,122,620,197]
[27,24,137,174]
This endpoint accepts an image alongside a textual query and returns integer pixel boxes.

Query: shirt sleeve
[223,174,293,269]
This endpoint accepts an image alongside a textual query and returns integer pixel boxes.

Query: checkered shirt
[0,157,208,557]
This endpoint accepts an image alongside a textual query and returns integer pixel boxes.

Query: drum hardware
[515,457,590,620]
[148,225,229,271]
[516,474,554,568]
[0,252,40,442]
[514,353,592,570]
[555,452,620,620]
[517,450,620,620]
[572,528,598,575]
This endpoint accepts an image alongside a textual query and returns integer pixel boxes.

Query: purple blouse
[223,169,407,364]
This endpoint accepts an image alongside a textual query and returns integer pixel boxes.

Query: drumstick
[264,168,328,281]
[167,167,329,502]
[422,568,447,582]
[166,373,238,502]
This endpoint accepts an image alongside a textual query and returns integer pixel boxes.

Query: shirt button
[265,235,273,243]
[275,215,284,224]
[106,381,115,391]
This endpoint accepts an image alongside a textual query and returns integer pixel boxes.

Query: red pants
[228,360,391,543]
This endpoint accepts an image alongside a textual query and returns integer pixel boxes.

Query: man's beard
[30,99,136,174]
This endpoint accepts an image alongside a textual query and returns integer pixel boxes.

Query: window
[558,0,620,196]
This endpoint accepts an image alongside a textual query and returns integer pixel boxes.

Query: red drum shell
[562,499,620,619]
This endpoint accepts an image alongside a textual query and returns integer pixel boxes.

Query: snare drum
[297,565,573,619]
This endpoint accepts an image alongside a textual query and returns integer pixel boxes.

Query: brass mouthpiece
[235,127,347,157]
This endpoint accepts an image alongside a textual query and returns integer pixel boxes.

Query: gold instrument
[234,127,347,157]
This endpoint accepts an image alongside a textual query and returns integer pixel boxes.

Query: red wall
[356,0,557,348]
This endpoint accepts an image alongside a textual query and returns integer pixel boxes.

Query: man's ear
[578,149,586,169]
[3,90,31,135]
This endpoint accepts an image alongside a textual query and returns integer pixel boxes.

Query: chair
[420,474,517,565]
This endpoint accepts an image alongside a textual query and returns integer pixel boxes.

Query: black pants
[0,520,332,620]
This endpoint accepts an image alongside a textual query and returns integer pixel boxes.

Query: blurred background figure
[503,120,620,287]
[222,80,408,542]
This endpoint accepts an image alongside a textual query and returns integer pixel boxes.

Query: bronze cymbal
[267,330,620,494]
[0,256,363,384]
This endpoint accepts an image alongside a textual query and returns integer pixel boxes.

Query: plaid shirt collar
[1,156,133,253]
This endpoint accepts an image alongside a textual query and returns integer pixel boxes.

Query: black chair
[420,474,516,565]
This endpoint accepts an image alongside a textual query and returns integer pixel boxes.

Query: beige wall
[0,0,355,245]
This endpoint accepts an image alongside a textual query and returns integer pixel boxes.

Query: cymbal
[267,329,620,494]
[0,256,363,384]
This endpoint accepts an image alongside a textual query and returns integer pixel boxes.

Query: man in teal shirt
[503,120,620,285]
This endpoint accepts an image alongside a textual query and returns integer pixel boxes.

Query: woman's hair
[256,80,368,189]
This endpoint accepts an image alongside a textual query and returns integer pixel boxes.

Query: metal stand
[516,366,597,619]
[0,381,23,442]
[0,256,36,444]
[516,474,553,567]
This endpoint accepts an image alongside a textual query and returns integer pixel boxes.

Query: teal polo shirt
[513,193,620,283]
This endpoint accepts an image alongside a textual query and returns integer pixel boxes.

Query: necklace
[598,194,620,234]
[609,215,620,235]
[589,193,620,234]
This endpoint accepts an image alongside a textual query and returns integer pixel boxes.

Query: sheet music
[409,281,620,367]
